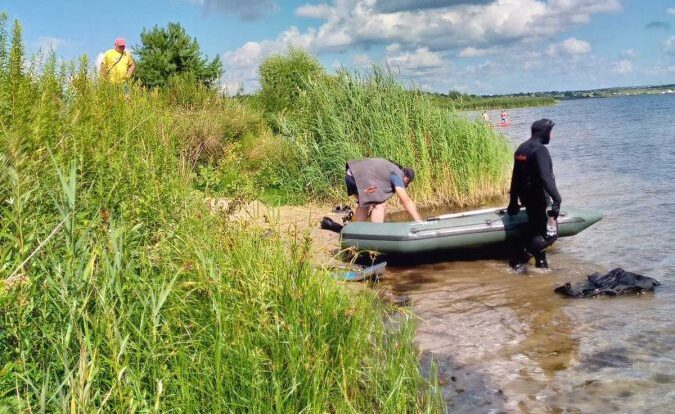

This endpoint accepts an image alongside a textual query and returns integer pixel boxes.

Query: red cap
[114,38,126,47]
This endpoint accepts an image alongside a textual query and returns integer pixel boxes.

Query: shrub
[258,47,324,115]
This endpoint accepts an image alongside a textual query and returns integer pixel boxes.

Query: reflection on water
[385,95,675,413]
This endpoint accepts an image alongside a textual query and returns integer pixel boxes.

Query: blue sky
[3,0,674,94]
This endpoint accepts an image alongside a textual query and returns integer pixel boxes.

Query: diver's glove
[507,203,520,216]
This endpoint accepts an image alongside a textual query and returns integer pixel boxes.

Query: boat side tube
[340,206,602,255]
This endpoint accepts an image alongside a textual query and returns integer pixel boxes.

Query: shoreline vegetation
[0,14,513,412]
[428,93,558,111]
[427,83,675,111]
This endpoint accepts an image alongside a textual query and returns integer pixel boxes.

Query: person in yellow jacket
[100,38,135,84]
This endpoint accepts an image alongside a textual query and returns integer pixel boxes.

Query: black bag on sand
[554,268,661,298]
[320,217,343,233]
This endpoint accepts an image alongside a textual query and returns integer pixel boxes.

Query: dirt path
[209,199,346,267]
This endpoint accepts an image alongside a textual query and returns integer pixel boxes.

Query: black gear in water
[554,268,661,298]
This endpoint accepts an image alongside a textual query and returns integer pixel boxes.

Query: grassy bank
[429,94,558,111]
[255,51,513,207]
[0,15,442,412]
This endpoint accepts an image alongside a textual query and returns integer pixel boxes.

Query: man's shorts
[345,173,358,196]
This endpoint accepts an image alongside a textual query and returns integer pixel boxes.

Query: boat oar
[333,262,387,282]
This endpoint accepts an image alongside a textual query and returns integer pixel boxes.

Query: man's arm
[534,147,562,217]
[394,186,423,222]
[127,59,136,79]
[507,163,520,215]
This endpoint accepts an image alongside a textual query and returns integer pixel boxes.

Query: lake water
[384,95,675,413]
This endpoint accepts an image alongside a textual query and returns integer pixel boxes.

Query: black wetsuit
[507,119,562,266]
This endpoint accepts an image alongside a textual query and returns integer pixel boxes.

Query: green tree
[134,22,222,89]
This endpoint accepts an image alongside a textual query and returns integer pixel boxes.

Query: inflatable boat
[340,206,602,255]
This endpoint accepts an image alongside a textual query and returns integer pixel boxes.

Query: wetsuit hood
[531,118,555,145]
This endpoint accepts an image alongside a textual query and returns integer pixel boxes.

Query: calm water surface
[384,95,675,413]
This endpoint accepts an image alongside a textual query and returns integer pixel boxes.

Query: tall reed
[258,54,513,207]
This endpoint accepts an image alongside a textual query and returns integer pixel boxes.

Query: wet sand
[210,198,344,267]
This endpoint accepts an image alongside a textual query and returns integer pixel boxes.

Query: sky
[2,0,674,95]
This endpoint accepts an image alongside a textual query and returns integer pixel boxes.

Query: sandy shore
[209,198,347,267]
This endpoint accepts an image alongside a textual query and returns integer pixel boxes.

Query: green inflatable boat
[340,206,602,255]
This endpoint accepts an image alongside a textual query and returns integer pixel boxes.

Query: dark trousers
[511,202,556,266]
[526,203,548,242]
[345,173,357,197]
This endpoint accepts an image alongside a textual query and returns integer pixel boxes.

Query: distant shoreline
[429,95,557,111]
[427,83,674,110]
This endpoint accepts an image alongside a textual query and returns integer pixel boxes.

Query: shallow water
[383,95,675,413]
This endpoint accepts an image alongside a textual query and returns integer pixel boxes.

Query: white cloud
[386,43,401,53]
[228,0,620,54]
[668,8,675,16]
[665,36,675,55]
[189,0,278,20]
[296,3,332,19]
[458,46,494,58]
[222,0,622,91]
[613,59,633,74]
[621,48,637,58]
[547,37,592,56]
[352,53,373,66]
[221,26,316,88]
[35,36,66,51]
[463,59,500,76]
[385,47,444,70]
[350,47,450,82]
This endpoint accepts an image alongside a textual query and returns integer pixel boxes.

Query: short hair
[402,167,415,183]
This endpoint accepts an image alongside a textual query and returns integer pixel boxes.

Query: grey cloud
[375,0,492,13]
[646,21,670,30]
[197,0,278,21]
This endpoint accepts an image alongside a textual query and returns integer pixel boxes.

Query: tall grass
[257,52,513,207]
[0,14,441,413]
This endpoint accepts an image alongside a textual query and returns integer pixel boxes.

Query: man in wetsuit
[507,118,562,269]
[345,158,422,223]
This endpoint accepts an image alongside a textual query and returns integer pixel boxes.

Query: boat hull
[340,207,602,255]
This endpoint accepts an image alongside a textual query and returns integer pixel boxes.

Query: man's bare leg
[370,203,386,223]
